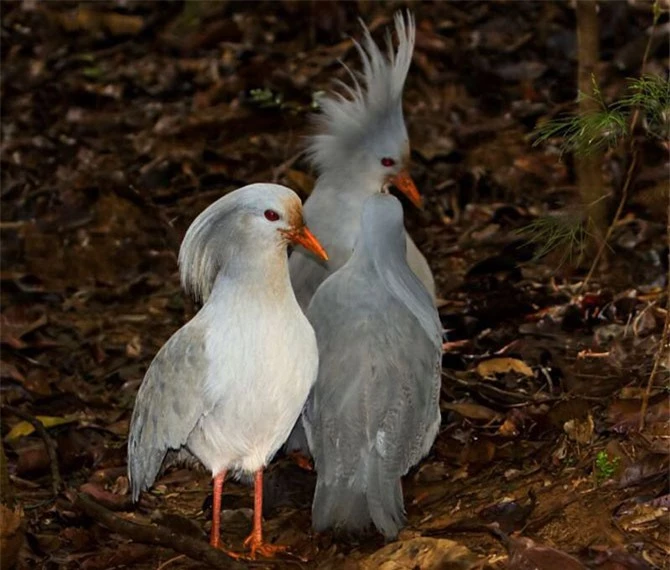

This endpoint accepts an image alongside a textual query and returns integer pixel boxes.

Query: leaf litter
[1,1,668,569]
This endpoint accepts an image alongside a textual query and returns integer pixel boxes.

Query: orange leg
[242,469,288,559]
[209,471,226,548]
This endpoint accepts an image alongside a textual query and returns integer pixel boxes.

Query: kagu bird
[302,193,442,540]
[127,183,327,558]
[289,10,435,310]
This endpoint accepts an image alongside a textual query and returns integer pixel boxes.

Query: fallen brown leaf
[442,401,502,422]
[476,358,534,378]
[359,537,477,570]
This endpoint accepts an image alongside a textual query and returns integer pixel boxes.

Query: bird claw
[242,534,289,559]
[212,544,245,560]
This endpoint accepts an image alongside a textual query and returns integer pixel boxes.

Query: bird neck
[207,246,294,305]
[315,167,382,200]
[349,231,441,341]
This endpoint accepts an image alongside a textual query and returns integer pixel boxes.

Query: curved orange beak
[283,226,328,261]
[389,169,422,209]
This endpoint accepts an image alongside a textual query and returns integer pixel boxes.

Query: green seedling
[594,450,620,483]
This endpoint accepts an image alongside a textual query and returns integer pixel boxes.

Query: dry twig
[71,492,252,569]
[1,405,62,496]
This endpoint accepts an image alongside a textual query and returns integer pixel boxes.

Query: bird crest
[178,197,235,303]
[307,10,416,173]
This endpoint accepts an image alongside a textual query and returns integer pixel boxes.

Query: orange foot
[243,533,289,559]
[211,543,246,561]
[287,451,313,471]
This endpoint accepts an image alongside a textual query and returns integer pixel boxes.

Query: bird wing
[304,269,441,485]
[127,322,212,501]
[406,235,436,301]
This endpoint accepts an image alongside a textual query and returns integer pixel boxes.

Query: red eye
[264,209,280,222]
[381,157,395,167]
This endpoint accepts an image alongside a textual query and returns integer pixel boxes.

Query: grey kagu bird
[285,10,436,455]
[302,193,442,540]
[289,10,435,311]
[127,183,328,558]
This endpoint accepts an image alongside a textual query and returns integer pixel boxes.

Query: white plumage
[127,183,327,557]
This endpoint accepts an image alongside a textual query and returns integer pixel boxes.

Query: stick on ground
[71,492,252,570]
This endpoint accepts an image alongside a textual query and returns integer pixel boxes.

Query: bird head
[307,11,421,208]
[179,183,327,302]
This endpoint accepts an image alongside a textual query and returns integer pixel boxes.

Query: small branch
[1,405,62,496]
[71,492,250,570]
[580,0,660,291]
[581,149,638,289]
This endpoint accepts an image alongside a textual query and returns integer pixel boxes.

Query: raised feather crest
[307,10,416,173]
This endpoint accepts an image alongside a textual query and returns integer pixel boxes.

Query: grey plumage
[284,10,435,455]
[302,194,442,539]
[128,323,208,501]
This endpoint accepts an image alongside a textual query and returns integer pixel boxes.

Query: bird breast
[192,286,319,473]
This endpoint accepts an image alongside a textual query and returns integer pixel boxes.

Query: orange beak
[283,226,328,261]
[389,169,422,209]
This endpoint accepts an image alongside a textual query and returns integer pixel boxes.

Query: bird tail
[312,457,405,539]
[312,479,372,536]
[366,456,406,539]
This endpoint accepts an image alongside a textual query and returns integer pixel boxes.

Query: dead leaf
[125,336,142,358]
[608,398,669,433]
[0,361,24,383]
[442,402,502,422]
[507,535,587,570]
[0,310,47,349]
[5,415,78,442]
[22,369,53,397]
[79,544,152,570]
[585,544,659,569]
[15,442,50,475]
[476,358,534,378]
[79,483,131,511]
[52,7,144,37]
[498,418,520,437]
[563,413,594,444]
[615,501,667,533]
[618,454,669,488]
[359,537,477,570]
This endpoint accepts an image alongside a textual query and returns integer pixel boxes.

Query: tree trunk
[575,0,607,258]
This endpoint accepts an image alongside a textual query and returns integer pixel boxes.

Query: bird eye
[381,157,396,167]
[264,209,280,222]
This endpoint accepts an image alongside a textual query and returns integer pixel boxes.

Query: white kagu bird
[289,10,435,311]
[302,193,442,540]
[127,183,328,558]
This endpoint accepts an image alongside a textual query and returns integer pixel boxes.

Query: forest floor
[1,2,668,569]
